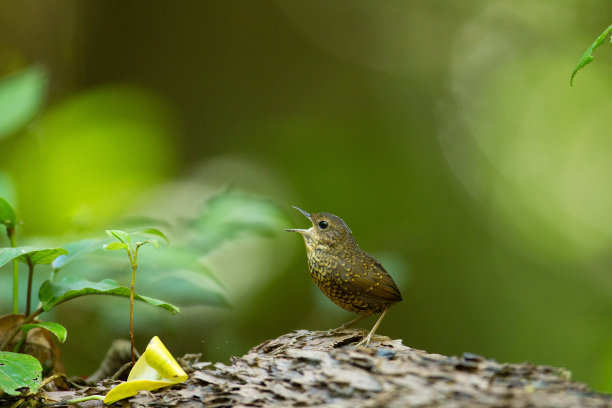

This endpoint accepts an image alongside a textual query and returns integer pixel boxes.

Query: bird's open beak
[285,206,312,234]
[292,206,311,219]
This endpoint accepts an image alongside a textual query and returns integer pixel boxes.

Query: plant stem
[53,395,105,404]
[8,227,18,314]
[25,259,34,316]
[0,307,43,351]
[129,248,138,366]
[13,330,27,353]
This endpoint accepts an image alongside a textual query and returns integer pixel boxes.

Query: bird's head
[285,206,355,251]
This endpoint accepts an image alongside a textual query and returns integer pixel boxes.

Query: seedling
[104,228,168,365]
[0,200,179,398]
[0,188,284,403]
[0,68,236,403]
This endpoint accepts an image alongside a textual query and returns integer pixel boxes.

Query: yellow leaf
[104,336,187,404]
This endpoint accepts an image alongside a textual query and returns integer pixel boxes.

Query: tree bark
[46,329,612,407]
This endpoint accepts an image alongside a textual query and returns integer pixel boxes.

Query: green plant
[0,247,68,317]
[0,189,286,399]
[571,24,612,86]
[103,228,168,365]
[0,197,19,314]
[0,198,181,397]
[0,67,286,403]
[0,351,42,397]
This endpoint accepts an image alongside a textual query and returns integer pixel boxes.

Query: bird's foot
[354,333,388,347]
[327,315,369,335]
[355,333,373,347]
[326,323,353,335]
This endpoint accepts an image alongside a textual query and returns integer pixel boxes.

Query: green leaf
[0,246,35,268]
[0,67,46,140]
[0,197,17,229]
[38,276,180,314]
[104,242,128,251]
[21,321,67,343]
[0,174,18,211]
[0,351,42,395]
[18,247,69,266]
[0,247,67,268]
[113,216,171,230]
[136,239,159,249]
[189,192,287,253]
[51,238,101,270]
[571,24,612,86]
[106,229,131,246]
[138,227,169,244]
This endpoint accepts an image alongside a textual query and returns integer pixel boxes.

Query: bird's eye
[318,221,329,229]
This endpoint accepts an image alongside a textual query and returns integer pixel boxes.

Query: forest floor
[8,329,612,407]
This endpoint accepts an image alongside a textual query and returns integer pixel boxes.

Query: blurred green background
[2,0,612,392]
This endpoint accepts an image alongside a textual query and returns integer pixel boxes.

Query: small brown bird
[286,206,402,346]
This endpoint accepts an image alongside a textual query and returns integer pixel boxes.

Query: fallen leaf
[103,336,188,404]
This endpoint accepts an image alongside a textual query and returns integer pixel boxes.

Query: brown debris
[22,329,612,407]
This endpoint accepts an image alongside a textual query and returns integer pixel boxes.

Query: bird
[286,206,402,346]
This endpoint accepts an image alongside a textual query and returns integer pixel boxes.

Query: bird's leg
[328,314,369,333]
[355,308,388,347]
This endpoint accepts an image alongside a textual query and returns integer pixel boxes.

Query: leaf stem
[0,307,43,351]
[26,259,34,316]
[8,226,19,314]
[129,247,138,366]
[13,329,27,353]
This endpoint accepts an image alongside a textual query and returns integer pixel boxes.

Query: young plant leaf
[190,192,287,253]
[137,239,159,249]
[104,242,128,251]
[21,322,67,343]
[0,197,17,229]
[104,336,188,404]
[18,248,69,266]
[51,238,101,270]
[0,246,36,268]
[571,24,612,86]
[0,351,42,395]
[106,229,132,246]
[38,276,180,314]
[138,227,169,244]
[0,66,46,140]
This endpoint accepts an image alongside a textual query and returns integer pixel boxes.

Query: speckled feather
[290,210,402,316]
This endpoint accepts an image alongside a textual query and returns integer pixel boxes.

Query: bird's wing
[339,253,402,304]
